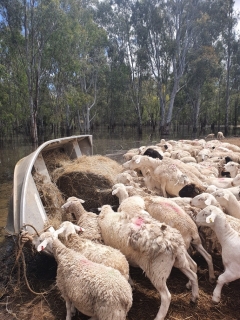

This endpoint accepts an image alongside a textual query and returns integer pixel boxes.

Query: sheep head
[196,205,223,226]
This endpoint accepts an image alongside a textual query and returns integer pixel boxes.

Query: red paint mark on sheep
[80,258,93,266]
[133,217,145,226]
[162,202,182,214]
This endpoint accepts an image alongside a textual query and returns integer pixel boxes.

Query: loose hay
[42,149,72,174]
[53,155,122,211]
[33,173,65,230]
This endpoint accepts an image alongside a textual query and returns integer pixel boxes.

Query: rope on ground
[10,229,55,296]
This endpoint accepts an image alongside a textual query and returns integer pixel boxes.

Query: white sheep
[205,133,215,140]
[205,173,240,189]
[196,205,240,303]
[117,195,149,216]
[180,156,197,163]
[221,142,240,153]
[223,185,240,200]
[189,162,219,179]
[217,131,225,140]
[190,192,240,253]
[196,148,211,163]
[37,232,132,320]
[123,148,140,160]
[190,193,220,209]
[111,183,215,283]
[53,221,130,282]
[61,197,103,243]
[123,155,190,197]
[98,205,199,320]
[224,161,239,178]
[143,195,215,283]
[115,171,141,188]
[212,189,240,219]
[205,185,219,193]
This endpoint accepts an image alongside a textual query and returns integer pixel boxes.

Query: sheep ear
[37,239,48,252]
[205,198,212,206]
[125,186,133,191]
[223,193,230,201]
[112,189,118,195]
[79,199,85,203]
[61,203,69,209]
[74,224,85,232]
[206,212,217,223]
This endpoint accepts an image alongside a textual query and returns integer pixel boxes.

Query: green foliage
[0,0,240,137]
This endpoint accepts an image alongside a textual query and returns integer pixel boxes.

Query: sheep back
[61,234,130,280]
[52,240,132,318]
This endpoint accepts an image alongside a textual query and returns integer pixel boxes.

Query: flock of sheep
[30,130,240,320]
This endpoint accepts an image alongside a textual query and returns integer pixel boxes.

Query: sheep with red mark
[98,204,199,320]
[52,221,131,282]
[37,231,132,320]
[111,183,215,284]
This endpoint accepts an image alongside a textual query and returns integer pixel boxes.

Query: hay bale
[53,155,122,211]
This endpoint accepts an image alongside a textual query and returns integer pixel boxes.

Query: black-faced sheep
[143,147,163,160]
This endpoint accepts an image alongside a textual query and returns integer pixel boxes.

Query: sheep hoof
[212,296,220,304]
[190,297,198,305]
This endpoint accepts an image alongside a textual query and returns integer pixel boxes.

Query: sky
[234,0,240,32]
[235,0,240,10]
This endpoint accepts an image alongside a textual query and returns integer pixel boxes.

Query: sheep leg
[128,275,135,288]
[184,252,198,290]
[212,270,239,303]
[160,181,167,198]
[174,253,199,303]
[65,298,73,320]
[153,283,171,320]
[70,303,76,317]
[192,242,215,283]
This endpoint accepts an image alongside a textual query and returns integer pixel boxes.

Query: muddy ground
[0,137,240,320]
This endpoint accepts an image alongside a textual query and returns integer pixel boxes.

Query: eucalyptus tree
[184,0,225,133]
[0,0,70,143]
[76,10,108,132]
[221,0,237,135]
[96,0,151,134]
[126,0,202,133]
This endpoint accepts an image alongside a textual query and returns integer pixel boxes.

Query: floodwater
[0,126,170,241]
[1,125,238,242]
